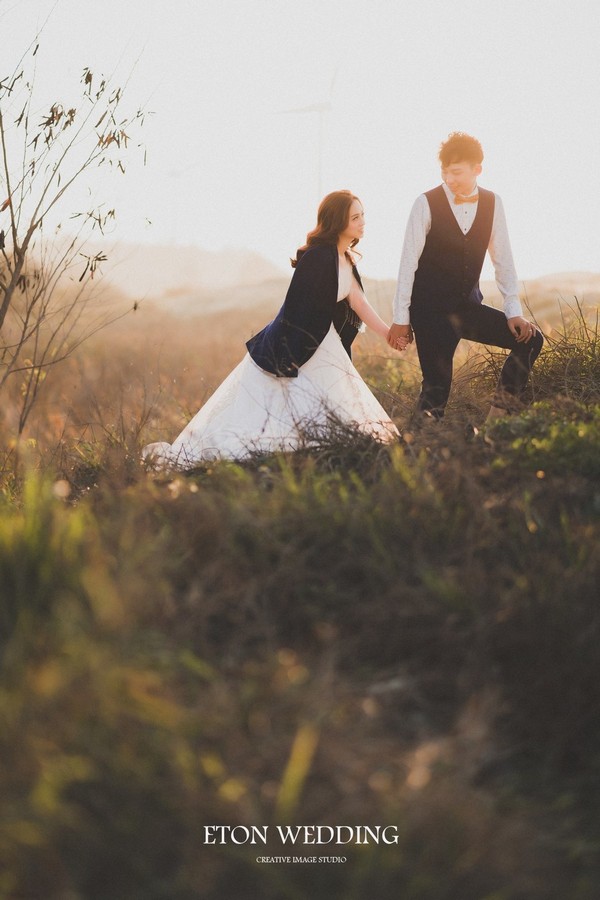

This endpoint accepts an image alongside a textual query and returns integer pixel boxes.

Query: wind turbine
[277,67,338,201]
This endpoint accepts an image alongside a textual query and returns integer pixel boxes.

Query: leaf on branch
[82,68,93,95]
[33,43,39,56]
[0,230,5,250]
[135,106,153,124]
[15,104,27,127]
[1,198,11,212]
[95,110,108,129]
[1,70,23,96]
[98,132,116,148]
[79,251,108,281]
[40,103,64,129]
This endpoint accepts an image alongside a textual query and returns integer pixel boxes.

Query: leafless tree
[0,40,146,436]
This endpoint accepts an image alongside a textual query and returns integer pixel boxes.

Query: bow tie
[454,193,479,205]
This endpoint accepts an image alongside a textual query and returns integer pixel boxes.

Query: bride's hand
[387,323,413,351]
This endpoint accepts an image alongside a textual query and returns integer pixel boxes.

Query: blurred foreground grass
[0,300,599,899]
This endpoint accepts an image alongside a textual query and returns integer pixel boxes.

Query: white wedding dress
[143,269,398,467]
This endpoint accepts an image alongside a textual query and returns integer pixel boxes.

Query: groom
[388,132,543,420]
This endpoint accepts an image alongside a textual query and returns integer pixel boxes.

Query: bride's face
[339,199,365,246]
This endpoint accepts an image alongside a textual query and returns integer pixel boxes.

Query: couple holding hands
[145,132,543,468]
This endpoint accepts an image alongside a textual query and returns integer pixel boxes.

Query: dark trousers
[411,302,544,418]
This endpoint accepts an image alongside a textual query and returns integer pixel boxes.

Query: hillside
[95,239,600,325]
[100,240,286,307]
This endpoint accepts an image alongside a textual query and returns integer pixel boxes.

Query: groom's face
[441,160,482,196]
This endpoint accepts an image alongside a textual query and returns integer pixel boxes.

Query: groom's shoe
[464,421,481,441]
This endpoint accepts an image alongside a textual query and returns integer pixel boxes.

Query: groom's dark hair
[438,132,484,166]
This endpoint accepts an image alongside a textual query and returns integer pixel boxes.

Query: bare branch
[0,38,146,437]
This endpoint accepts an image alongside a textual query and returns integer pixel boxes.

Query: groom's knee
[513,328,543,363]
[528,329,544,363]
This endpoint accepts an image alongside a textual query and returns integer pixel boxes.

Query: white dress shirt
[392,183,523,325]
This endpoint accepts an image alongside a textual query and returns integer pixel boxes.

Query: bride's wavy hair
[292,190,362,267]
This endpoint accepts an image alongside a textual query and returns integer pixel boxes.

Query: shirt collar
[442,182,479,201]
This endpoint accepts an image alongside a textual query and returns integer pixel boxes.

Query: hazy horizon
[75,237,600,328]
[2,0,600,282]
[90,235,600,293]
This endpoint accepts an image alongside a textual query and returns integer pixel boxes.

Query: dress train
[143,323,398,467]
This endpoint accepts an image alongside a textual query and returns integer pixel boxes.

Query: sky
[1,0,600,282]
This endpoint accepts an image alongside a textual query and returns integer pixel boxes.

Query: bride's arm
[348,281,395,340]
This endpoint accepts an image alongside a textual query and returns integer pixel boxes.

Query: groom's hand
[507,316,537,343]
[387,323,413,351]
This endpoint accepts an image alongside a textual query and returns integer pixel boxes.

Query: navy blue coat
[246,243,363,377]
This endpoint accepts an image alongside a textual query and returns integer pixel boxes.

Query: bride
[143,190,407,467]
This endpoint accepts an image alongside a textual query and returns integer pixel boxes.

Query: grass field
[0,291,599,899]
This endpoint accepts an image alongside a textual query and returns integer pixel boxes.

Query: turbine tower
[277,68,338,201]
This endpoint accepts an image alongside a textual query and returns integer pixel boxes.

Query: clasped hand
[387,323,413,351]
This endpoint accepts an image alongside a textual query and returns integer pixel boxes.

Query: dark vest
[246,244,363,377]
[410,185,495,314]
